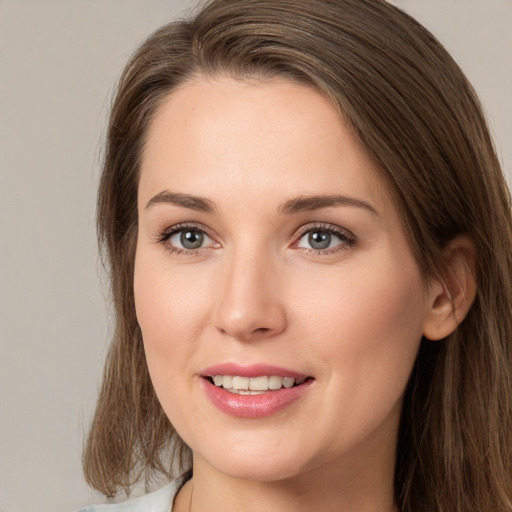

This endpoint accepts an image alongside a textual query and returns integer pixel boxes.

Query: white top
[76,479,183,512]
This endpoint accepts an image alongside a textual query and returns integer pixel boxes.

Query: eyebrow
[145,191,216,213]
[279,195,379,216]
[145,190,378,216]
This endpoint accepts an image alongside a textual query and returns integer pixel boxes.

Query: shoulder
[75,478,183,512]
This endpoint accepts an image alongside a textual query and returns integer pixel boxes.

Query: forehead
[139,76,389,215]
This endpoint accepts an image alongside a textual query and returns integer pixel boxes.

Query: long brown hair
[84,1,512,510]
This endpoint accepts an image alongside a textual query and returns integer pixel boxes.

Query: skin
[134,77,445,512]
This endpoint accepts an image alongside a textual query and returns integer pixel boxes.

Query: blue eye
[166,227,213,251]
[296,226,354,252]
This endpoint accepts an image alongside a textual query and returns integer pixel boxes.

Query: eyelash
[292,223,356,255]
[156,222,216,256]
[156,222,356,256]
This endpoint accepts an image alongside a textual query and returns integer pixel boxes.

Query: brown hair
[84,0,512,510]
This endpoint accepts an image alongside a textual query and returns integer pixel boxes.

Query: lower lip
[201,378,313,418]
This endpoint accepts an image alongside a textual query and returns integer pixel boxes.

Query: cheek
[133,253,217,444]
[133,250,211,407]
[297,255,426,430]
[134,249,209,346]
[296,252,426,349]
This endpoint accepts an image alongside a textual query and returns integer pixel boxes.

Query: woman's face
[135,77,433,482]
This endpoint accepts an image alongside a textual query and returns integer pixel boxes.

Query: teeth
[249,376,268,391]
[282,377,295,388]
[212,375,305,391]
[223,375,233,389]
[232,376,249,390]
[268,376,282,390]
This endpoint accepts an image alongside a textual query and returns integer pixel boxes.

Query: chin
[210,457,307,482]
[193,435,313,482]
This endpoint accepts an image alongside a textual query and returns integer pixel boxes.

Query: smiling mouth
[207,375,310,395]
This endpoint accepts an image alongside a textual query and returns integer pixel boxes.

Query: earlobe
[423,236,477,341]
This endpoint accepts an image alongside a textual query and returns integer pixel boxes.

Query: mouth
[206,375,310,395]
[200,365,314,418]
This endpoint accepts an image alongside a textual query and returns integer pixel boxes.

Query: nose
[213,250,287,342]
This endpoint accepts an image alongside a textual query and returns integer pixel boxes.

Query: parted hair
[84,0,512,510]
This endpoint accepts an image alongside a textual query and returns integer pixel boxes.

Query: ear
[423,236,477,341]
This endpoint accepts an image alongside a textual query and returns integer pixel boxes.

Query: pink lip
[201,363,308,379]
[200,363,313,418]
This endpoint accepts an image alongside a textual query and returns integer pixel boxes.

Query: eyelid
[291,222,356,253]
[154,221,355,256]
[156,222,220,254]
[293,222,355,239]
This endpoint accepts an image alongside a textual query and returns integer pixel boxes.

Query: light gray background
[0,1,510,511]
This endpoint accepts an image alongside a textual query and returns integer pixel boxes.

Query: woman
[80,0,512,511]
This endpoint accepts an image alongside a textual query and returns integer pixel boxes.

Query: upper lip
[201,363,310,379]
